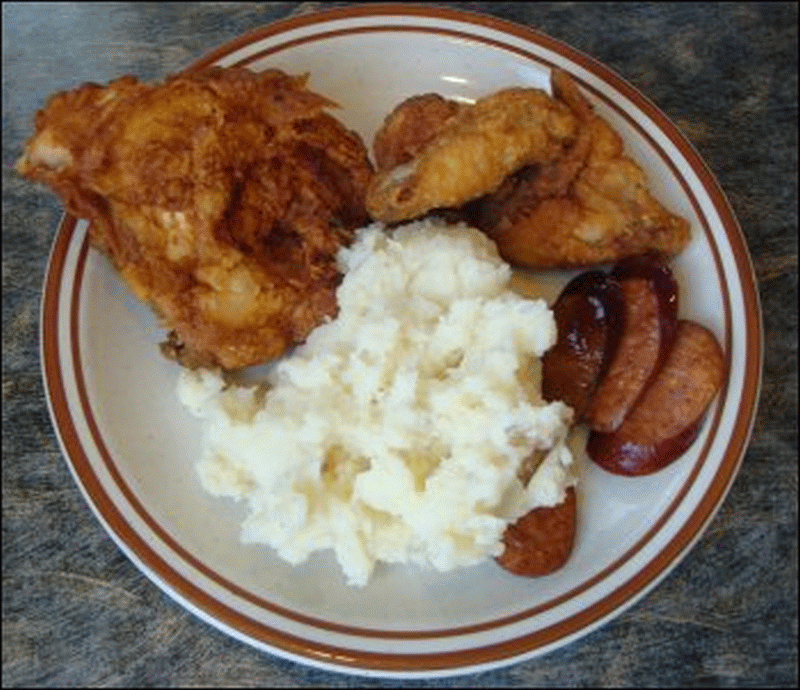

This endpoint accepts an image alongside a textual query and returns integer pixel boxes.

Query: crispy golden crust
[478,70,691,268]
[365,87,579,223]
[17,67,374,369]
[367,70,690,267]
[373,93,464,171]
[480,159,691,269]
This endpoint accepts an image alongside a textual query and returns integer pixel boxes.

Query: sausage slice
[542,271,624,420]
[587,320,725,476]
[497,486,577,576]
[584,252,679,432]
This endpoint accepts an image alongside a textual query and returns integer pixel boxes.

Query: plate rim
[38,3,763,677]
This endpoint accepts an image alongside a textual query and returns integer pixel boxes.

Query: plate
[40,5,762,678]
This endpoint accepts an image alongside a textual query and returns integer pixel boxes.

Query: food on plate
[178,220,577,586]
[583,251,679,432]
[365,86,579,223]
[497,486,576,576]
[587,320,725,475]
[16,66,373,369]
[541,270,625,420]
[477,70,691,268]
[373,93,464,171]
[547,253,724,475]
[22,58,714,582]
[367,69,690,268]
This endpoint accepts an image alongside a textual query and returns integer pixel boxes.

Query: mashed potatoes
[178,220,575,586]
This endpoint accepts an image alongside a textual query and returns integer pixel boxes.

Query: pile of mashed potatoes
[178,220,576,586]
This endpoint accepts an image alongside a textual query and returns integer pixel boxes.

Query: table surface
[3,2,797,687]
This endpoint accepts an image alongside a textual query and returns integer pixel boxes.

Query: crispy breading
[365,87,579,223]
[372,93,464,171]
[17,67,374,369]
[477,70,690,268]
[367,70,690,267]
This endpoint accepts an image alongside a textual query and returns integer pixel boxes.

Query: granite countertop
[2,2,797,687]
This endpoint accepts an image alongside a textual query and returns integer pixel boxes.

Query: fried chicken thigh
[372,93,464,171]
[366,87,579,223]
[367,70,690,268]
[478,70,690,268]
[17,67,373,369]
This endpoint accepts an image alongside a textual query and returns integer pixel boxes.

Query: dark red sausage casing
[541,271,624,420]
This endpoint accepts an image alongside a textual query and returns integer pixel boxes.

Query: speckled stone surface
[2,2,797,687]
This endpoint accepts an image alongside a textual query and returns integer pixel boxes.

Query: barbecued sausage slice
[586,320,725,476]
[496,486,577,576]
[541,271,624,420]
[584,251,679,432]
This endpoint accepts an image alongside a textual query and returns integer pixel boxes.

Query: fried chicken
[477,70,690,268]
[17,67,373,369]
[365,87,579,223]
[372,93,465,171]
[367,70,690,268]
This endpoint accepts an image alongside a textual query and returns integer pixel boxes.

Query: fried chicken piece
[368,71,690,268]
[365,87,579,223]
[17,67,374,369]
[477,70,690,268]
[372,93,464,171]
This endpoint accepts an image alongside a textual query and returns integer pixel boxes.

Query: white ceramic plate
[40,5,762,678]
